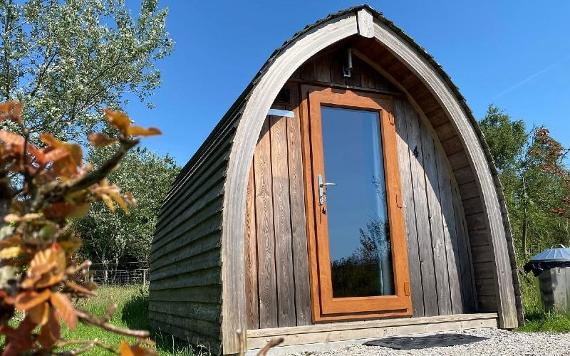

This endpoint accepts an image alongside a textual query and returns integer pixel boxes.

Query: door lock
[318,174,336,206]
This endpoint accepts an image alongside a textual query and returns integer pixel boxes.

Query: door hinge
[396,193,403,209]
[404,282,411,296]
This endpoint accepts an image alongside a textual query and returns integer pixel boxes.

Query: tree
[480,106,570,262]
[74,146,178,267]
[0,0,172,142]
[479,105,527,172]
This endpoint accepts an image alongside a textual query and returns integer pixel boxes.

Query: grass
[517,275,570,333]
[4,276,569,353]
[63,285,200,355]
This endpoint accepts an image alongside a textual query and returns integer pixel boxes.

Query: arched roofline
[220,6,519,353]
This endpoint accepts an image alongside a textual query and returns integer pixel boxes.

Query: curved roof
[170,5,494,192]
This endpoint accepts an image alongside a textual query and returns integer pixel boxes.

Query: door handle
[318,174,336,206]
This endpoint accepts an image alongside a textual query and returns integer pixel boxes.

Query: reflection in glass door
[303,85,412,321]
[320,106,394,298]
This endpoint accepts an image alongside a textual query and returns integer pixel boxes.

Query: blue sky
[124,1,570,165]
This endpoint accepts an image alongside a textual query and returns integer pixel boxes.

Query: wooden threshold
[246,313,498,350]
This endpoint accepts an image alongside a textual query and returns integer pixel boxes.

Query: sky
[124,1,570,165]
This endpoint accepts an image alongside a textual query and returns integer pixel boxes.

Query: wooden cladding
[290,44,398,94]
[394,99,476,316]
[246,50,480,329]
[245,84,312,330]
[352,38,505,314]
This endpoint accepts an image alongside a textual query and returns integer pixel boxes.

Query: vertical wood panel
[314,56,332,82]
[245,167,259,329]
[270,116,297,326]
[452,184,477,312]
[245,67,484,327]
[421,127,452,315]
[394,99,425,317]
[436,152,463,314]
[254,120,278,328]
[287,86,312,326]
[406,106,439,316]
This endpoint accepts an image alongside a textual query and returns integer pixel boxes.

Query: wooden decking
[246,313,498,350]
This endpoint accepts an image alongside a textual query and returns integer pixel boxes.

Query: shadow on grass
[121,288,209,355]
[122,287,150,330]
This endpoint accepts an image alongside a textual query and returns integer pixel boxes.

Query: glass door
[302,86,412,320]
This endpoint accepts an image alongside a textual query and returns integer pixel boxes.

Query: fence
[87,262,149,285]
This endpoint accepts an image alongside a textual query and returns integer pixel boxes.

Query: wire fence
[86,262,149,285]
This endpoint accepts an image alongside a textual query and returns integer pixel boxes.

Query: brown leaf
[40,133,83,178]
[88,132,117,147]
[22,244,66,289]
[0,130,25,155]
[101,193,116,212]
[38,308,60,348]
[28,302,50,326]
[14,289,51,311]
[91,180,130,212]
[50,292,77,330]
[119,341,157,356]
[65,280,96,297]
[104,109,132,134]
[108,191,129,212]
[43,202,90,220]
[28,144,68,167]
[124,191,137,206]
[0,101,23,123]
[40,147,70,165]
[126,126,162,137]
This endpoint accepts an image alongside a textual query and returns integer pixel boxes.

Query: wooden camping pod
[149,6,522,354]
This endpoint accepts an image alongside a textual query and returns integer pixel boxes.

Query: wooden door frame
[299,85,412,322]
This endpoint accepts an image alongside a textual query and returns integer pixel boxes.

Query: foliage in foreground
[0,101,160,355]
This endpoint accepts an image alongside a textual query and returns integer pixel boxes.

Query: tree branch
[29,49,57,99]
[257,337,284,356]
[66,138,138,194]
[56,339,118,355]
[2,1,13,100]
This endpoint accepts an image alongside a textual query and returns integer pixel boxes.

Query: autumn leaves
[0,102,160,355]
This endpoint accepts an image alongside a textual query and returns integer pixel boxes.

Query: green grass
[63,285,199,355]
[7,276,567,353]
[0,285,209,355]
[517,275,570,333]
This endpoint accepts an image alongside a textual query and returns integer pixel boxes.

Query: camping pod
[149,5,522,355]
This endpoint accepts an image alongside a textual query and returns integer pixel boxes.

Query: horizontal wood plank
[149,285,221,304]
[247,313,498,349]
[149,301,221,322]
